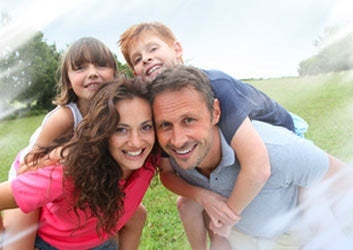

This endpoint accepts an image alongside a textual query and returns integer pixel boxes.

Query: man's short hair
[149,65,215,113]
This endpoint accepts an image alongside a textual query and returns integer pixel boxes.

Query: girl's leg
[2,208,39,250]
[177,196,208,250]
[118,204,147,250]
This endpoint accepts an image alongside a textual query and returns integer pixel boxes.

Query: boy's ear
[212,98,221,125]
[173,41,183,62]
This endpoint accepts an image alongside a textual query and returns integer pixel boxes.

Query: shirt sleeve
[11,165,65,213]
[205,70,256,143]
[116,154,158,230]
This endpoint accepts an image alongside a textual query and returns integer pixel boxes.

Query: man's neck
[197,127,222,177]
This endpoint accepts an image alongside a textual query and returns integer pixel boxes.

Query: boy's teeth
[148,66,160,74]
[125,149,143,156]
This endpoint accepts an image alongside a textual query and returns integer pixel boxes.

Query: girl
[0,79,157,249]
[3,37,121,249]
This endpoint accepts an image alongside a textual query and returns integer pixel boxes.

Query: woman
[0,77,158,249]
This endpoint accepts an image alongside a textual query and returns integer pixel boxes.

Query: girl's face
[67,62,115,102]
[109,97,155,179]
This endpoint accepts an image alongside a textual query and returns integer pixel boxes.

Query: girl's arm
[0,182,17,211]
[226,117,271,215]
[18,107,74,170]
[31,107,74,149]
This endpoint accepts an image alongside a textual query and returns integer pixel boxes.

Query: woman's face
[109,97,155,179]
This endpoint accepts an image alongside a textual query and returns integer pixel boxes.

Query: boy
[119,22,308,249]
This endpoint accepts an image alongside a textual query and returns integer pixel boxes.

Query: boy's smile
[128,32,183,82]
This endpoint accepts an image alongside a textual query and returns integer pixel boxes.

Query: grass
[0,70,353,249]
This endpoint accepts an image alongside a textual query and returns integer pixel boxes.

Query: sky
[1,0,353,79]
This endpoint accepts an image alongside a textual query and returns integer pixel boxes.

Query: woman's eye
[115,127,127,134]
[142,124,153,131]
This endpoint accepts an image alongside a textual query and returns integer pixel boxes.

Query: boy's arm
[159,158,239,226]
[226,117,271,215]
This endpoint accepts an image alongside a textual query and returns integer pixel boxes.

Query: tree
[0,32,60,114]
[298,25,353,76]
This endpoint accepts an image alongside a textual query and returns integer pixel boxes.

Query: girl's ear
[212,98,221,125]
[173,41,184,63]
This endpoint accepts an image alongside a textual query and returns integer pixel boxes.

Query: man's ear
[212,99,221,125]
[173,41,184,63]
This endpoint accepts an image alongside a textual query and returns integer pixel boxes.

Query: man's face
[153,88,219,170]
[128,32,183,82]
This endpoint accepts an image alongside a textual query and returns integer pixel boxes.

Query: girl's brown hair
[53,37,118,105]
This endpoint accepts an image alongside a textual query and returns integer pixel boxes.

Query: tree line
[298,25,353,76]
[0,32,132,119]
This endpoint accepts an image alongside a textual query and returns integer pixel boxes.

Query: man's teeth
[125,149,143,156]
[148,66,160,74]
[176,147,192,155]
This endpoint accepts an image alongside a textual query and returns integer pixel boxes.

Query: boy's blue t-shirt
[203,69,295,143]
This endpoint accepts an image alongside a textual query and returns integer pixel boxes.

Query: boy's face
[128,32,183,82]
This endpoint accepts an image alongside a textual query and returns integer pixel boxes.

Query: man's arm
[159,157,239,226]
[226,117,271,215]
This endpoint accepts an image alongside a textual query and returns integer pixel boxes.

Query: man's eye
[184,118,194,124]
[159,122,171,129]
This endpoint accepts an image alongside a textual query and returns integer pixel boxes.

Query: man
[149,65,352,250]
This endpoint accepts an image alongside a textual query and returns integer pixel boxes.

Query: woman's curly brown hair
[32,77,151,236]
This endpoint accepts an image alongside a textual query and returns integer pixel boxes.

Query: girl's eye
[72,65,84,71]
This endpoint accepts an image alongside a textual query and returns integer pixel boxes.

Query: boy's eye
[133,57,142,65]
[150,46,158,52]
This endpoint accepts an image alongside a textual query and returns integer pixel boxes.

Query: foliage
[298,25,353,76]
[0,32,60,114]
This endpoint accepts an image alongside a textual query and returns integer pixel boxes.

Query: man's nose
[170,126,188,148]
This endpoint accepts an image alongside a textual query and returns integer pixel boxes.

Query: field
[0,71,353,249]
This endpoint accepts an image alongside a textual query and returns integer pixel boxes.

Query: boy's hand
[199,190,240,227]
[209,220,233,237]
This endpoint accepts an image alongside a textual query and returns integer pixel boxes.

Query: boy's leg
[2,208,39,250]
[118,204,147,250]
[177,196,208,250]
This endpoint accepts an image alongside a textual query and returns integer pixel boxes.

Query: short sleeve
[11,165,65,213]
[204,70,256,143]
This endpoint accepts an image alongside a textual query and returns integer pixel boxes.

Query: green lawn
[0,71,352,249]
